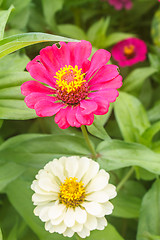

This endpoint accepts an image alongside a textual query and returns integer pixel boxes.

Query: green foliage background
[0,0,160,239]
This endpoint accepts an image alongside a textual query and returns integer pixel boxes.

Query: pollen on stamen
[59,177,86,208]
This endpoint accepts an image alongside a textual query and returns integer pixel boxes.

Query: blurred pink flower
[111,38,147,67]
[21,40,122,129]
[108,0,133,10]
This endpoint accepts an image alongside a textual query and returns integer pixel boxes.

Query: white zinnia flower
[31,156,117,238]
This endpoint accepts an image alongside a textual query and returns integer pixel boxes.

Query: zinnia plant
[21,40,122,129]
[111,37,147,67]
[31,156,117,238]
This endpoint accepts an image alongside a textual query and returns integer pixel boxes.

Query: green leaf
[0,32,78,59]
[0,134,90,168]
[41,0,64,30]
[151,8,160,47]
[114,92,150,142]
[148,101,160,122]
[97,139,160,174]
[0,162,25,192]
[58,24,87,40]
[137,179,160,240]
[0,5,14,40]
[6,178,75,240]
[0,228,2,240]
[140,121,160,146]
[112,194,141,218]
[87,106,113,140]
[87,223,124,240]
[122,67,157,95]
[104,32,135,48]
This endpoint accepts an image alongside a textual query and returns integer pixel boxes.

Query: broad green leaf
[114,92,150,142]
[87,105,113,140]
[0,120,3,128]
[104,32,134,48]
[87,223,124,240]
[0,228,2,240]
[148,101,160,122]
[151,8,160,47]
[0,32,78,59]
[0,5,14,40]
[122,67,157,95]
[137,179,160,240]
[6,178,75,240]
[6,224,17,240]
[0,52,29,71]
[42,0,64,30]
[87,17,110,48]
[141,121,160,146]
[58,24,87,40]
[0,134,91,168]
[0,162,25,192]
[112,194,141,218]
[97,139,160,174]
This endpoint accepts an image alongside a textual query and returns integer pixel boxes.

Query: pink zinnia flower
[111,38,147,67]
[21,40,122,129]
[108,0,133,10]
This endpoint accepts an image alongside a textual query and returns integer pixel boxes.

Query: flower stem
[81,125,97,159]
[117,167,135,192]
[76,234,82,240]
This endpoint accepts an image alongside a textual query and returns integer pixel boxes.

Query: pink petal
[82,60,91,73]
[54,108,70,129]
[80,99,97,115]
[24,93,55,109]
[76,106,94,126]
[66,107,81,128]
[86,49,111,80]
[52,42,70,67]
[89,75,123,91]
[68,40,92,68]
[26,57,55,88]
[34,100,63,117]
[21,81,55,96]
[89,89,119,102]
[89,97,109,115]
[89,64,119,85]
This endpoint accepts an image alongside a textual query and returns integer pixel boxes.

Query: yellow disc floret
[54,65,86,93]
[124,44,135,58]
[59,177,86,208]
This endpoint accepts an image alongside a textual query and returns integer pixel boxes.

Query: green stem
[76,234,82,240]
[81,125,97,159]
[117,167,135,192]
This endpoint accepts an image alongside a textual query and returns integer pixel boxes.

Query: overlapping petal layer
[31,156,117,238]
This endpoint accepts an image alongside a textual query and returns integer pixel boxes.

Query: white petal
[63,228,74,237]
[86,169,109,193]
[38,177,59,192]
[77,226,90,238]
[75,206,87,224]
[32,193,58,204]
[72,222,83,232]
[65,156,79,178]
[82,160,99,186]
[64,208,75,227]
[102,201,114,215]
[84,214,97,231]
[76,157,90,181]
[82,202,105,217]
[53,221,67,234]
[45,221,54,233]
[85,190,109,203]
[51,214,64,225]
[48,204,66,220]
[97,217,107,230]
[46,159,65,183]
[105,184,117,199]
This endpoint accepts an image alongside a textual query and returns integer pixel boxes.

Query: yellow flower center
[59,177,85,208]
[123,44,135,58]
[54,65,86,93]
